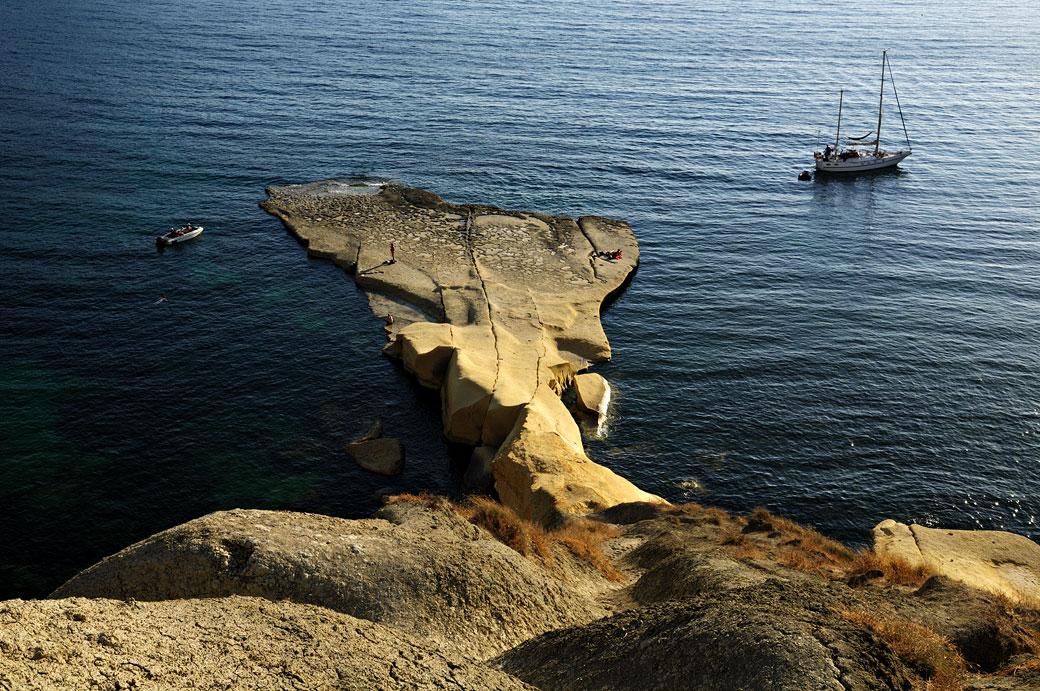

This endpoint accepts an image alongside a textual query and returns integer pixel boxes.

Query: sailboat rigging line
[834,89,843,150]
[886,55,912,151]
[874,51,886,157]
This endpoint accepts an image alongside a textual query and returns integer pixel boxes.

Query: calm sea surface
[2,0,1039,598]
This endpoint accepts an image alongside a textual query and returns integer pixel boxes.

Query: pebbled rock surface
[50,505,601,660]
[0,595,532,690]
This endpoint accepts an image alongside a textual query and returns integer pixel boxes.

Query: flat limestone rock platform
[873,519,1040,604]
[261,181,665,522]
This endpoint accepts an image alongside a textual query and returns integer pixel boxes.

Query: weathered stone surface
[493,580,917,691]
[347,437,404,475]
[51,507,601,660]
[0,595,532,690]
[873,520,1040,603]
[261,182,667,522]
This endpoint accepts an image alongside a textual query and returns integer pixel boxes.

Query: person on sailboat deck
[824,145,832,158]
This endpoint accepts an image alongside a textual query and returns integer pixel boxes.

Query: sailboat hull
[815,150,911,174]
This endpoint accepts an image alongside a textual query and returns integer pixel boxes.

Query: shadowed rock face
[0,596,532,690]
[492,581,917,691]
[260,182,665,523]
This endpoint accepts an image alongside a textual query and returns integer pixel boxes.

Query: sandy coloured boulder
[573,371,611,434]
[872,519,1040,604]
[492,385,663,524]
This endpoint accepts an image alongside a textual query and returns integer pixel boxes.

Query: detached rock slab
[347,437,404,475]
[0,596,532,690]
[51,507,602,660]
[574,372,610,433]
[873,520,1040,604]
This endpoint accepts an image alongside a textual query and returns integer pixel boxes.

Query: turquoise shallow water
[2,0,1039,598]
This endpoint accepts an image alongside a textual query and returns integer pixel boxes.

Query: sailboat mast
[874,51,886,156]
[834,89,843,150]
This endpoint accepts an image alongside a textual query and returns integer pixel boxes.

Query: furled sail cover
[846,140,878,147]
[846,131,875,141]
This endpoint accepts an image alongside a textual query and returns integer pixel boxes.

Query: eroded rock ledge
[260,181,665,523]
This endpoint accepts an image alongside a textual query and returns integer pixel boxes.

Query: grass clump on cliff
[452,496,623,581]
[460,495,553,562]
[838,608,967,691]
[737,507,934,586]
[383,491,448,509]
[551,518,625,582]
[847,549,935,587]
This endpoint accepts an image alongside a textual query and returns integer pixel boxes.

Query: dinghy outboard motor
[798,170,812,181]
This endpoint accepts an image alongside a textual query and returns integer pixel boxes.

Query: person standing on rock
[389,242,396,264]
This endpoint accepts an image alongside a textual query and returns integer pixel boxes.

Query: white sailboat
[815,51,912,174]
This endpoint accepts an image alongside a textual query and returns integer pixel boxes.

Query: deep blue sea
[3,0,1039,599]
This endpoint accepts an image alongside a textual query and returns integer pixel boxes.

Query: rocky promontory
[260,181,664,524]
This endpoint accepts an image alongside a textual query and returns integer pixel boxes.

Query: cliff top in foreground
[8,497,1037,690]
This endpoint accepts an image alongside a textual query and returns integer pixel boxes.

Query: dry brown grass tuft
[993,657,1040,677]
[718,525,748,546]
[678,502,731,525]
[384,492,448,509]
[456,497,625,580]
[552,518,625,582]
[744,508,939,587]
[761,510,855,562]
[848,549,935,587]
[839,608,967,691]
[733,540,764,560]
[460,495,553,562]
[717,526,765,560]
[774,546,838,577]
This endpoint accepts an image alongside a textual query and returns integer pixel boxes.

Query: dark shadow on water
[600,262,639,314]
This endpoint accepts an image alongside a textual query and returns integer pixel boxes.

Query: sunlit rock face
[873,519,1040,604]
